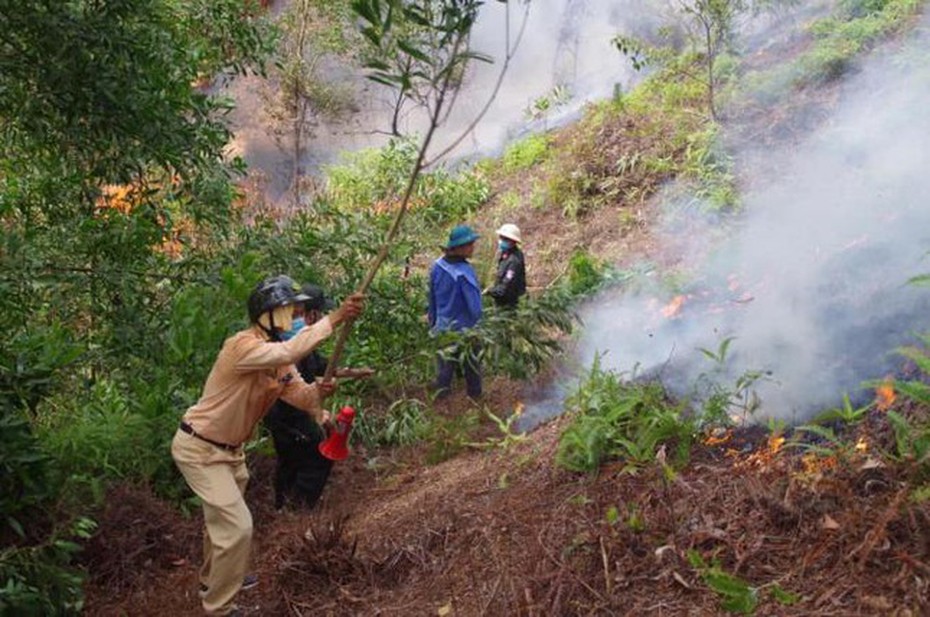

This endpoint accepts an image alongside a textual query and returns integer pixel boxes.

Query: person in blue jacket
[428,224,483,399]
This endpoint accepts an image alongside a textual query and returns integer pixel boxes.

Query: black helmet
[299,283,336,312]
[247,275,311,324]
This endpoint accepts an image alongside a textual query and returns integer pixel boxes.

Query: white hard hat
[496,223,522,243]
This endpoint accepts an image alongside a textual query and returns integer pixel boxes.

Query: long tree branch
[322,33,467,383]
[422,1,531,168]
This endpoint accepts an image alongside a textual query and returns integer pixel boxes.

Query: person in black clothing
[263,284,374,510]
[486,223,527,308]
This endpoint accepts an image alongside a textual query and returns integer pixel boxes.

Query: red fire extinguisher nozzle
[319,406,356,461]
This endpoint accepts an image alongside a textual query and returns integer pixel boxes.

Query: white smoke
[225,0,665,198]
[574,10,930,422]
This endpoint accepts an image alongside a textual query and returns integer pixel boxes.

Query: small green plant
[625,503,646,532]
[812,393,870,425]
[468,407,526,449]
[687,550,758,614]
[0,516,96,615]
[525,85,571,122]
[886,411,930,467]
[694,337,768,426]
[424,410,481,465]
[352,398,429,449]
[382,399,429,446]
[789,423,846,458]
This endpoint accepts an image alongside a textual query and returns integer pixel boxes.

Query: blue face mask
[498,239,514,252]
[281,316,305,341]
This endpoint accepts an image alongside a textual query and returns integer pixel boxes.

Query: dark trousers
[267,417,332,510]
[434,343,482,398]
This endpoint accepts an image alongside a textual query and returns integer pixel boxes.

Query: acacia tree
[614,0,780,119]
[0,0,272,368]
[265,0,357,207]
[0,0,271,609]
[680,0,746,119]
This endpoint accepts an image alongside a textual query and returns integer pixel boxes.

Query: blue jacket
[428,256,482,332]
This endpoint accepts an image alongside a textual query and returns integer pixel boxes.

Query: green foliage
[424,410,481,465]
[687,549,759,614]
[469,408,527,449]
[541,75,728,218]
[878,340,930,472]
[557,358,694,473]
[0,324,82,416]
[759,0,920,89]
[353,398,429,449]
[37,380,159,487]
[351,0,489,136]
[790,423,846,457]
[568,250,607,296]
[0,516,95,616]
[694,337,767,426]
[0,407,50,539]
[524,85,571,123]
[459,289,576,380]
[502,134,552,172]
[0,5,272,611]
[812,393,870,425]
[886,410,930,468]
[324,138,489,231]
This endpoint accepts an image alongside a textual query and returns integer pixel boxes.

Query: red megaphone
[319,406,356,461]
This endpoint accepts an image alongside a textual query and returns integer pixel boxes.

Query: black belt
[179,422,240,452]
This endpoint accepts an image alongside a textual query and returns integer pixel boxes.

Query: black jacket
[488,247,526,308]
[263,351,328,436]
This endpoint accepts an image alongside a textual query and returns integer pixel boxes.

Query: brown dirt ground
[83,406,930,616]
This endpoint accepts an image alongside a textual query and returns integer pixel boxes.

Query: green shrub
[458,288,576,380]
[502,134,551,172]
[0,517,95,617]
[353,397,429,449]
[568,250,606,296]
[557,359,694,473]
[1,407,50,538]
[424,410,481,465]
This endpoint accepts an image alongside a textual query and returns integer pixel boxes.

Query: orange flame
[703,429,732,446]
[855,437,868,453]
[661,295,687,319]
[768,435,785,454]
[875,376,896,411]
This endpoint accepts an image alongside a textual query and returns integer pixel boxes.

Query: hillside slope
[81,2,930,615]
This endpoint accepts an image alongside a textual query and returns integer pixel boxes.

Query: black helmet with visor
[248,276,310,337]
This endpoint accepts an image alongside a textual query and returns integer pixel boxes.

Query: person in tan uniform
[171,275,364,616]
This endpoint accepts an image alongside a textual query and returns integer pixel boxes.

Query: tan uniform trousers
[171,429,252,616]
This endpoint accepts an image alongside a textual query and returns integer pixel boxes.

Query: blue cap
[444,224,480,249]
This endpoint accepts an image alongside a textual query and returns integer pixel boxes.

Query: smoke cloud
[572,10,930,423]
[225,0,663,199]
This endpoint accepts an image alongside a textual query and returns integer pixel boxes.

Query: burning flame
[768,435,785,454]
[661,295,687,319]
[800,453,838,475]
[703,428,732,446]
[855,437,868,453]
[738,433,788,468]
[513,401,525,416]
[875,376,896,411]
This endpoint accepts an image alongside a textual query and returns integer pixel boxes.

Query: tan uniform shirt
[181,316,334,446]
